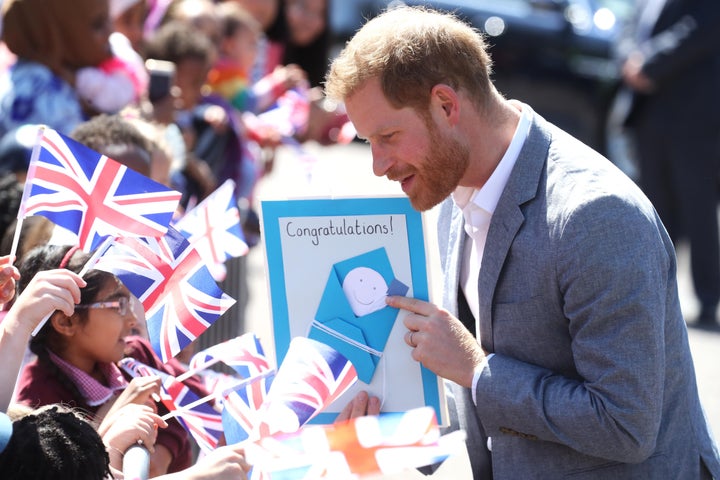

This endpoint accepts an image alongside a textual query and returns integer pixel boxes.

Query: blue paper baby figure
[307,247,409,383]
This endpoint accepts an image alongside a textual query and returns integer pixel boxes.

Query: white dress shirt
[451,102,532,405]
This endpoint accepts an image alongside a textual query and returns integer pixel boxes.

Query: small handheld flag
[15,127,180,254]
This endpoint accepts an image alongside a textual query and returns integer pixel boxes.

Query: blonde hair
[325,6,494,113]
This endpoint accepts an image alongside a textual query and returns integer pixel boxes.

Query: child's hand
[181,443,251,480]
[335,390,381,423]
[0,255,20,306]
[98,375,162,433]
[101,403,167,469]
[7,269,86,333]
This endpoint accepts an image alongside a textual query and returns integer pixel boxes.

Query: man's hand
[387,295,485,388]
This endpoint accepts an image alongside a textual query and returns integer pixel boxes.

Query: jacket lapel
[477,111,551,352]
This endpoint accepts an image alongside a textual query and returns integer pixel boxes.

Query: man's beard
[404,122,469,212]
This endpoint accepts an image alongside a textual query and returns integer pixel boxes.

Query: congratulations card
[261,196,447,425]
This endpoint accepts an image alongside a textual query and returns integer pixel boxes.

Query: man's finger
[386,295,435,315]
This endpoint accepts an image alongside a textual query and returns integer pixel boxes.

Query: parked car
[329,0,636,158]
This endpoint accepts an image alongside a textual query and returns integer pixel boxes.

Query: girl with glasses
[10,244,172,474]
[10,244,248,479]
[14,244,142,411]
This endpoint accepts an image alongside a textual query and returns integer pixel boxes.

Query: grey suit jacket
[437,108,720,479]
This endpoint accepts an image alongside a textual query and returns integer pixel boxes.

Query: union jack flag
[195,368,244,399]
[118,356,160,379]
[92,226,236,362]
[173,179,248,282]
[244,407,456,479]
[189,333,271,379]
[119,357,224,452]
[162,371,224,452]
[19,127,181,251]
[253,337,357,439]
[222,371,276,445]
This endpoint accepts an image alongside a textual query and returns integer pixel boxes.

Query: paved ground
[244,141,720,441]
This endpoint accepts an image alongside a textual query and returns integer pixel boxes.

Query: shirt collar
[453,102,532,224]
[48,350,128,406]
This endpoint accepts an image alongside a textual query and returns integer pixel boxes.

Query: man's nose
[371,145,393,177]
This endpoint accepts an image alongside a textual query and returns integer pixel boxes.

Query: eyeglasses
[75,296,132,317]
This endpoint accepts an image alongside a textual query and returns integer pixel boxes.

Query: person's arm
[0,269,84,411]
[474,193,672,463]
[635,2,720,88]
[398,189,673,463]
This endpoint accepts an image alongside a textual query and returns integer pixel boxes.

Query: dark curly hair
[0,405,110,479]
[71,113,152,158]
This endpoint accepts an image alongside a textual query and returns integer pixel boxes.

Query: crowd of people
[1,0,719,479]
[0,0,342,233]
[0,0,356,478]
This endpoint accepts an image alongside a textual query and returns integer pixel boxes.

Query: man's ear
[50,311,78,337]
[430,84,460,125]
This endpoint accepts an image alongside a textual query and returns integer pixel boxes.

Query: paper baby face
[342,266,388,317]
[307,247,409,384]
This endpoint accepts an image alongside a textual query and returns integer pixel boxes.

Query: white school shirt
[452,103,532,405]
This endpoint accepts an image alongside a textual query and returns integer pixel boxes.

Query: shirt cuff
[471,353,494,406]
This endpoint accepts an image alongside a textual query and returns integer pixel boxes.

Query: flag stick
[9,126,45,263]
[175,356,223,383]
[160,369,276,422]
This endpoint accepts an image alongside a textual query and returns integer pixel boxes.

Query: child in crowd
[221,0,280,92]
[0,406,113,479]
[209,2,306,117]
[109,0,151,101]
[71,113,154,177]
[12,245,179,474]
[0,0,115,136]
[0,404,250,479]
[208,1,300,201]
[1,242,252,478]
[144,19,247,209]
[0,261,86,412]
[0,248,166,475]
[207,2,262,112]
[12,243,225,477]
[162,0,222,46]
